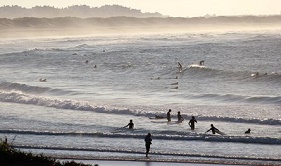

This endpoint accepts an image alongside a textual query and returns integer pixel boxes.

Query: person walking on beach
[177,111,184,122]
[206,124,220,134]
[123,119,134,129]
[188,116,197,130]
[167,109,171,122]
[145,133,152,157]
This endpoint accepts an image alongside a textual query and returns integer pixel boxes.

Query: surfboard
[216,130,226,135]
[189,64,205,68]
[167,120,184,124]
[151,120,168,123]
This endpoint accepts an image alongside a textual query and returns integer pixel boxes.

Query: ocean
[0,30,280,165]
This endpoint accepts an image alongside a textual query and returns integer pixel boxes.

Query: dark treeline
[0,5,163,18]
[0,15,281,29]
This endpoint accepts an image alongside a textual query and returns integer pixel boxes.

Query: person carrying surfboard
[206,124,220,134]
[123,119,134,129]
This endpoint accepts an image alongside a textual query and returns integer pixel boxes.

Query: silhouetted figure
[199,60,204,66]
[245,128,251,134]
[188,116,197,130]
[178,62,183,72]
[206,124,220,134]
[167,109,171,122]
[145,133,152,157]
[123,119,134,129]
[177,111,184,122]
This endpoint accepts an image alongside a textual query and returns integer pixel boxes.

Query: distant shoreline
[0,16,281,38]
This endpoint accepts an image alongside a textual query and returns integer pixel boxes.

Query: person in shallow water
[145,133,152,157]
[188,116,197,130]
[177,111,184,122]
[245,128,251,134]
[123,119,134,129]
[206,124,220,134]
[167,109,171,122]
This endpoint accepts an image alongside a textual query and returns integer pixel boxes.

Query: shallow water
[0,31,280,165]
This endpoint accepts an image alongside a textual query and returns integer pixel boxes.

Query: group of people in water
[123,108,251,157]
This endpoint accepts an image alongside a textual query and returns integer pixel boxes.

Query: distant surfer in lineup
[206,124,220,134]
[145,133,152,157]
[188,116,197,130]
[167,109,171,122]
[39,78,47,82]
[178,62,183,72]
[123,119,134,129]
[245,128,251,134]
[177,111,184,122]
[199,60,204,66]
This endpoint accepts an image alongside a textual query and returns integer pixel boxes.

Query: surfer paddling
[123,119,134,129]
[245,128,251,134]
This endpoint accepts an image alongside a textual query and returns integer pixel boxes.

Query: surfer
[39,78,47,82]
[177,111,184,122]
[123,119,134,129]
[199,60,204,66]
[167,109,171,122]
[245,128,251,134]
[206,124,220,134]
[178,62,183,72]
[145,133,152,157]
[188,116,197,130]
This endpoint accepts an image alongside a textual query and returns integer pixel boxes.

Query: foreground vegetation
[0,138,92,166]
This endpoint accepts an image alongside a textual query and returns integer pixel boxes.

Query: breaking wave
[0,89,280,126]
[1,129,281,145]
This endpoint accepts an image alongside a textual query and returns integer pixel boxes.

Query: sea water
[0,31,280,165]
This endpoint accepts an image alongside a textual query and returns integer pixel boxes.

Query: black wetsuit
[189,119,197,130]
[128,122,134,129]
[145,135,152,156]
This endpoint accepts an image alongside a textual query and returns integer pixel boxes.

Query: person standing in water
[177,111,184,122]
[123,119,134,129]
[145,133,152,157]
[188,116,197,130]
[167,109,171,122]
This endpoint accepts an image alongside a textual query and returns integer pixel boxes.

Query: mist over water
[0,30,280,165]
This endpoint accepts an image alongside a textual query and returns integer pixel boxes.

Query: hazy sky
[1,0,281,17]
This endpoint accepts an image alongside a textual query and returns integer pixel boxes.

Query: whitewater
[0,31,280,165]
